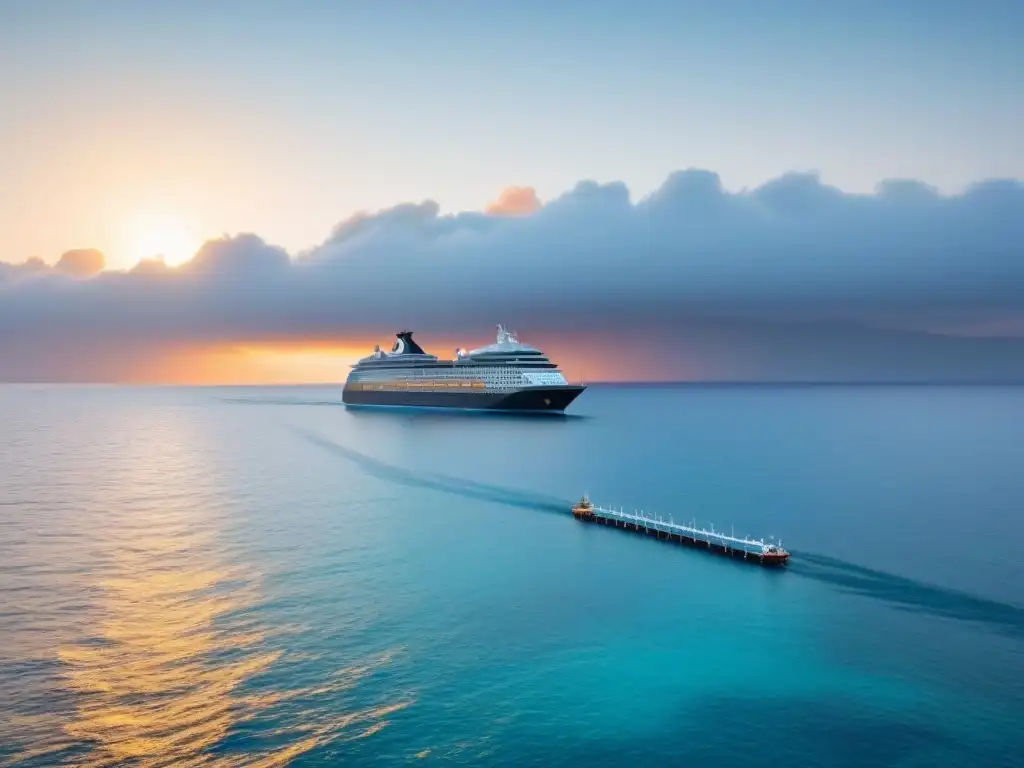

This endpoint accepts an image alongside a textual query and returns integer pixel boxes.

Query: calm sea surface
[1,384,1023,767]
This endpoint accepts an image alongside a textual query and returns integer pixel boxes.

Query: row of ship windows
[355,367,527,376]
[353,370,527,382]
[348,380,488,391]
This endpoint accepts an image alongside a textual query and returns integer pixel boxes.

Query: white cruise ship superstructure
[342,325,586,412]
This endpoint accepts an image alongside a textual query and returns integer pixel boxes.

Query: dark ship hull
[342,385,585,412]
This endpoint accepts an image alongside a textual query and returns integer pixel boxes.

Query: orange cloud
[56,248,105,277]
[485,186,541,216]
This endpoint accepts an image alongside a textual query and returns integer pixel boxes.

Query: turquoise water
[1,384,1022,767]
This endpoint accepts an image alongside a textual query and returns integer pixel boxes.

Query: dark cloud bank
[2,169,1023,382]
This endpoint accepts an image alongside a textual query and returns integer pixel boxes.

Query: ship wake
[292,428,567,516]
[790,552,1024,641]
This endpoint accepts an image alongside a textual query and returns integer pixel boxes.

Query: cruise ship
[342,326,586,412]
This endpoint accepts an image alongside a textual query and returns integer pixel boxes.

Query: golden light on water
[44,410,414,766]
[58,535,267,764]
[56,522,413,766]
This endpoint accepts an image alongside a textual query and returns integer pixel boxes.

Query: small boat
[571,493,595,519]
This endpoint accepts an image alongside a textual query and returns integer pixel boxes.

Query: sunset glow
[126,343,372,386]
[1,2,1023,385]
[126,213,199,268]
[105,334,702,387]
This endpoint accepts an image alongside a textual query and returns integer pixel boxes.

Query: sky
[1,0,1023,383]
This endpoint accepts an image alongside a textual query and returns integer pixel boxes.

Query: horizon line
[4,380,1024,388]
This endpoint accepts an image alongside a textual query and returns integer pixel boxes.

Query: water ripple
[3,521,412,767]
[0,396,414,766]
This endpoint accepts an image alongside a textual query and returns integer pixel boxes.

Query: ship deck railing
[587,505,784,555]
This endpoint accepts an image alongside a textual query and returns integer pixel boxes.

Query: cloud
[485,186,542,216]
[183,233,291,276]
[0,256,48,282]
[130,256,170,275]
[55,248,105,277]
[2,169,1024,382]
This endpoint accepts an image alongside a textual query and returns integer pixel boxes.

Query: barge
[571,495,789,566]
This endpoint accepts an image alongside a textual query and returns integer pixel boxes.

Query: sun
[130,213,198,268]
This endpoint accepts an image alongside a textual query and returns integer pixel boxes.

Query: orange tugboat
[571,494,789,567]
[571,495,597,520]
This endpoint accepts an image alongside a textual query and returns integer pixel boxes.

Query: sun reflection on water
[54,523,411,767]
[2,398,416,767]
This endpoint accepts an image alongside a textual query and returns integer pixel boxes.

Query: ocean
[1,384,1022,767]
